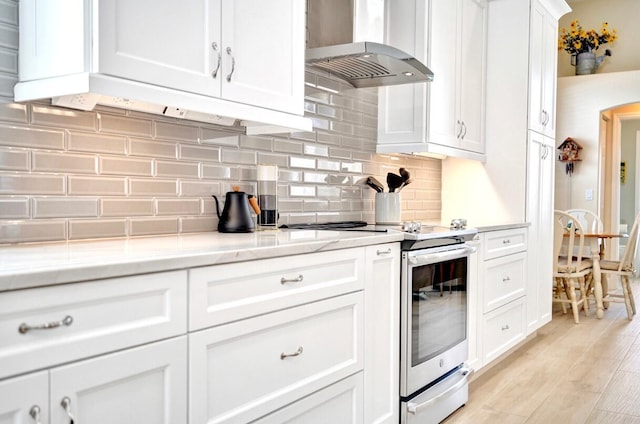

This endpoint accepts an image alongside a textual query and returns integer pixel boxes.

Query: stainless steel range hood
[305,0,434,88]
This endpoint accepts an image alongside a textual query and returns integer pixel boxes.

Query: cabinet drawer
[483,297,525,363]
[483,252,527,312]
[254,373,363,424]
[483,228,528,260]
[0,271,187,379]
[189,248,365,330]
[188,292,364,424]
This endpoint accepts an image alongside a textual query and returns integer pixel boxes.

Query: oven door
[400,244,473,397]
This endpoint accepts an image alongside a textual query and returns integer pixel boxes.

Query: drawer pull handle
[502,276,511,282]
[19,315,73,334]
[502,239,511,244]
[226,47,235,82]
[280,346,303,360]
[377,248,392,256]
[211,42,221,78]
[60,397,75,424]
[29,405,41,424]
[281,275,303,285]
[501,324,510,331]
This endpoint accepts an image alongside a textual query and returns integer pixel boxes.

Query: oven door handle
[406,366,474,415]
[408,246,475,265]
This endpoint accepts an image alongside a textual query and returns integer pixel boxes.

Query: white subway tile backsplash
[317,159,341,172]
[31,105,96,131]
[0,197,28,218]
[180,216,215,233]
[341,162,363,174]
[201,164,237,180]
[274,139,303,155]
[0,46,17,73]
[0,173,65,195]
[130,217,178,236]
[68,219,127,240]
[256,153,288,167]
[0,74,15,97]
[155,121,199,141]
[68,132,127,155]
[289,185,316,197]
[303,199,329,212]
[32,151,97,174]
[289,156,316,169]
[240,135,273,151]
[316,186,341,199]
[303,172,329,184]
[220,149,256,165]
[180,144,220,162]
[129,138,178,159]
[68,176,126,196]
[33,197,99,218]
[101,198,154,217]
[201,129,240,146]
[155,160,199,178]
[99,113,152,137]
[0,220,66,244]
[0,146,27,170]
[129,178,178,197]
[156,198,201,216]
[0,124,65,149]
[100,156,153,176]
[0,101,26,123]
[303,143,329,157]
[278,170,302,182]
[316,131,341,146]
[0,22,17,49]
[0,1,18,26]
[181,181,221,197]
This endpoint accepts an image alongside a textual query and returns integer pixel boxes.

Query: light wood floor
[444,280,640,424]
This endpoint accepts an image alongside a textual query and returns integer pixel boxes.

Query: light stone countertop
[0,229,404,292]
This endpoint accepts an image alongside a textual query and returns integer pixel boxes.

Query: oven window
[411,256,467,366]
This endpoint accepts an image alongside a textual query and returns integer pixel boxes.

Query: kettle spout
[212,195,222,219]
[596,49,612,69]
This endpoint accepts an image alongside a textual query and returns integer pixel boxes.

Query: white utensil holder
[375,192,401,224]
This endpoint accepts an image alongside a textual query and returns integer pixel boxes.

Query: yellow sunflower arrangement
[558,19,618,55]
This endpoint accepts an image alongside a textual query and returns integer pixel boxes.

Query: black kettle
[213,187,261,233]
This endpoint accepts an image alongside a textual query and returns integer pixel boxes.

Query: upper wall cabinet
[529,0,566,137]
[377,0,488,161]
[15,0,310,134]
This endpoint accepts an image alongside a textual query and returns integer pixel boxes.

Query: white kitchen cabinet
[16,0,309,133]
[50,337,187,424]
[188,293,364,424]
[100,0,304,115]
[254,374,364,424]
[0,371,48,424]
[377,0,487,161]
[364,243,399,424]
[0,338,187,424]
[528,0,567,137]
[479,228,528,365]
[0,270,187,380]
[526,131,555,334]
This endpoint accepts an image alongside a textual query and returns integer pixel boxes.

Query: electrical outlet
[585,188,593,201]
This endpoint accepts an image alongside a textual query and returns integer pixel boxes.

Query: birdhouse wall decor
[557,137,583,175]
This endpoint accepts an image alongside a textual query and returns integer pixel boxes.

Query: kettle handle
[248,195,261,215]
[212,195,222,218]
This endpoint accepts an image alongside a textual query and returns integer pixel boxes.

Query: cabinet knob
[502,276,511,282]
[501,324,510,331]
[377,248,392,256]
[502,239,511,245]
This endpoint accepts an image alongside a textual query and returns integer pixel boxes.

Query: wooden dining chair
[553,210,593,323]
[566,208,604,256]
[599,212,640,320]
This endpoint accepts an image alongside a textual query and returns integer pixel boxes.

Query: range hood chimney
[305,0,434,88]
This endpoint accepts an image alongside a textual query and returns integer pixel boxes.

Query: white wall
[558,0,640,77]
[555,71,640,217]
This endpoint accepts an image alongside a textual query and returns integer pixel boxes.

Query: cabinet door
[528,1,545,133]
[364,244,399,424]
[0,372,48,424]
[541,12,559,136]
[429,0,460,148]
[221,0,304,114]
[50,337,187,424]
[457,0,487,153]
[99,0,222,97]
[526,132,554,334]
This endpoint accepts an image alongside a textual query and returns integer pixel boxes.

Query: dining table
[580,232,628,318]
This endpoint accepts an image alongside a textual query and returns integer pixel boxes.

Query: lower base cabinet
[254,374,364,424]
[0,336,187,424]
